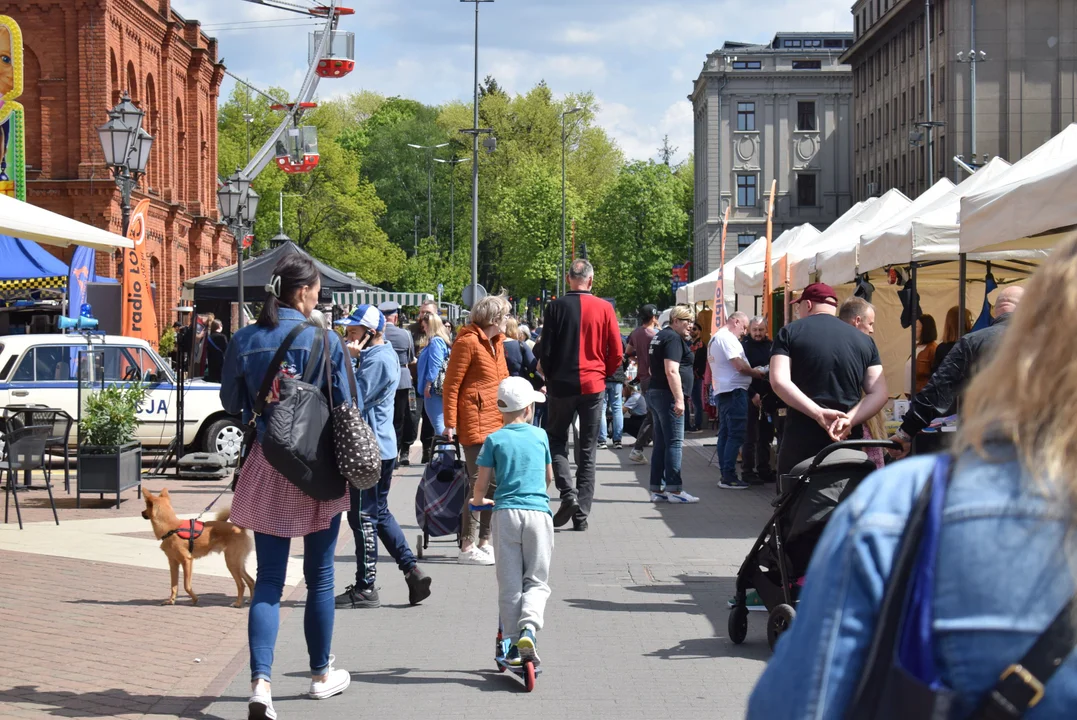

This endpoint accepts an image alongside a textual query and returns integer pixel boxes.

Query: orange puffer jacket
[442,323,510,447]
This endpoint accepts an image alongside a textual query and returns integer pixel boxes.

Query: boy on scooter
[472,376,555,666]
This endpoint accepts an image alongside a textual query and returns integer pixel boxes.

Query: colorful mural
[0,16,25,201]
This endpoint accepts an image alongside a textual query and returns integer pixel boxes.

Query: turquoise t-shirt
[476,422,552,515]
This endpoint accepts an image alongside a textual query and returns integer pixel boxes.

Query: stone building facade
[691,32,855,278]
[845,0,1077,202]
[0,0,232,327]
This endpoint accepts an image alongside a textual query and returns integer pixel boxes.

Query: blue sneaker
[505,645,523,667]
[517,626,540,666]
[650,491,669,502]
[719,477,750,490]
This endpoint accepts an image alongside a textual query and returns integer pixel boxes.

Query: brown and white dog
[141,487,254,607]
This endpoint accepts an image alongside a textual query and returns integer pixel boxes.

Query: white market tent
[734,223,820,297]
[960,123,1077,256]
[0,193,133,251]
[676,234,765,312]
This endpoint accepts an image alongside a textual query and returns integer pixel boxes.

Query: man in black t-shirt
[645,305,699,504]
[204,320,228,383]
[770,283,888,475]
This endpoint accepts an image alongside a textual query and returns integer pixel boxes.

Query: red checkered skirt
[230,441,350,538]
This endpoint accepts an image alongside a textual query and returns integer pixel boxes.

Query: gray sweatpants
[493,509,554,643]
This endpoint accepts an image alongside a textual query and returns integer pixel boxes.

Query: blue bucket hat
[335,304,385,332]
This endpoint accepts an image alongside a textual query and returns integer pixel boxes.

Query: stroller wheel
[728,604,749,645]
[767,604,796,651]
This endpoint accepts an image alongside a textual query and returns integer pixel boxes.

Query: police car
[0,334,243,463]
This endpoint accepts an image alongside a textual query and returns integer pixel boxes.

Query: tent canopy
[0,235,68,280]
[333,291,435,308]
[186,240,375,303]
[735,224,821,296]
[677,234,765,307]
[0,194,132,251]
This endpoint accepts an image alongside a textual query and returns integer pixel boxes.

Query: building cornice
[841,0,919,64]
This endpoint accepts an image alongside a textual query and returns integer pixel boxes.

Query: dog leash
[194,487,230,521]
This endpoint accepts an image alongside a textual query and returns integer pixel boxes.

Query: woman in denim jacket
[749,243,1076,718]
[220,254,355,719]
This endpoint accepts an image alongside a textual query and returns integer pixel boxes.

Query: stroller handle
[803,439,903,475]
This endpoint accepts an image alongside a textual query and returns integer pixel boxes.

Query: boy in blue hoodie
[472,376,555,665]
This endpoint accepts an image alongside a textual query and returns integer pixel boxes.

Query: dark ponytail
[257,254,320,328]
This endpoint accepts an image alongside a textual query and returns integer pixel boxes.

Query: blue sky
[175,0,853,163]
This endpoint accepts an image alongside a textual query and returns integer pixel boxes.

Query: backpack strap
[251,322,313,420]
[972,594,1077,719]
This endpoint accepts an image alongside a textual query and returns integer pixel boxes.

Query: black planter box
[77,442,142,508]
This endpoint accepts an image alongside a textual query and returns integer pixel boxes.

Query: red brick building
[0,0,233,328]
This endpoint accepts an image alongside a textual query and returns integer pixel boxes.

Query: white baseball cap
[497,376,546,413]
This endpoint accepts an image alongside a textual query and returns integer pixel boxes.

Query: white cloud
[598,98,693,164]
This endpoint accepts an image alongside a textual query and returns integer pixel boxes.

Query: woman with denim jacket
[749,245,1076,717]
[416,311,452,435]
[220,255,355,719]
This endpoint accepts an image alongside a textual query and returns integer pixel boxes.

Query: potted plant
[77,383,147,508]
[159,326,176,359]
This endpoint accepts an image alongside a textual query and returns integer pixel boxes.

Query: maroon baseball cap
[793,282,838,306]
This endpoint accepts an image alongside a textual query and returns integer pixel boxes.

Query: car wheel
[204,417,243,465]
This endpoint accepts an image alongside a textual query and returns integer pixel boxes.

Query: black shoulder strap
[301,331,324,383]
[972,595,1077,719]
[252,322,312,417]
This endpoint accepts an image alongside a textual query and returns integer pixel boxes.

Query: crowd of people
[218,243,1077,718]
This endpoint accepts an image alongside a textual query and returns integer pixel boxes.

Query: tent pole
[958,253,967,339]
[909,262,919,404]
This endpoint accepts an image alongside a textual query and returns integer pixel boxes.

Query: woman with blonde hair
[749,240,1077,716]
[416,310,452,435]
[503,316,538,382]
[442,295,511,565]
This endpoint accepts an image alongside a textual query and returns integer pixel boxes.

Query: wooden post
[761,179,777,333]
[711,206,731,335]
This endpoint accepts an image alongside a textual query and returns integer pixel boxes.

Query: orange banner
[761,180,777,332]
[122,198,159,349]
[711,206,730,336]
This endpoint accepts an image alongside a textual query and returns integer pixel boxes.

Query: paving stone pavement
[204,435,776,720]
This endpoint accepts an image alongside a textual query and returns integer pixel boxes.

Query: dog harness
[161,519,205,553]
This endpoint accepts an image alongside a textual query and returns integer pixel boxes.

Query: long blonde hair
[419,312,452,351]
[504,316,520,342]
[957,237,1076,512]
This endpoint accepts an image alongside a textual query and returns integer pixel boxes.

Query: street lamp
[560,106,582,297]
[434,155,470,256]
[97,91,154,237]
[407,142,450,237]
[217,169,259,327]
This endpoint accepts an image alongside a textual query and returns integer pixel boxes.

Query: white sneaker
[309,655,350,699]
[650,492,669,502]
[458,547,494,566]
[248,681,277,719]
[667,491,700,504]
[597,440,608,449]
[629,449,647,464]
[478,544,496,563]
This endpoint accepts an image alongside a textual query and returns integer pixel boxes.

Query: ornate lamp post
[217,170,260,324]
[97,91,154,236]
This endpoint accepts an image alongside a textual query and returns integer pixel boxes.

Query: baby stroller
[414,436,469,558]
[728,439,899,650]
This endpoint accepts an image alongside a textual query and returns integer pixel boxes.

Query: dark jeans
[632,377,654,450]
[716,389,749,481]
[348,458,416,589]
[742,400,774,476]
[393,388,418,455]
[623,413,646,439]
[250,514,340,682]
[777,411,863,476]
[418,396,434,456]
[647,388,683,493]
[690,378,705,431]
[546,392,602,523]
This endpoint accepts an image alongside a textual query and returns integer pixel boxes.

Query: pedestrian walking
[416,310,452,436]
[687,322,707,432]
[442,295,512,565]
[204,319,228,383]
[220,255,355,718]
[535,258,623,531]
[471,376,555,667]
[646,304,700,503]
[709,311,765,490]
[334,305,432,610]
[597,333,628,450]
[379,302,418,467]
[411,299,441,463]
[740,316,775,484]
[627,304,659,464]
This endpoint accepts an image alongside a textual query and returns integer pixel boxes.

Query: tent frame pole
[958,253,967,339]
[909,261,919,404]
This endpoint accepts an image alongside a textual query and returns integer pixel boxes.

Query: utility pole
[434,155,470,257]
[407,142,449,237]
[925,0,934,186]
[560,106,582,296]
[414,215,420,255]
[460,0,494,304]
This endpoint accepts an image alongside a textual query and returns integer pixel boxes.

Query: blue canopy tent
[0,234,69,299]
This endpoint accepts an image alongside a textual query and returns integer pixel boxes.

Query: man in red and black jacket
[537,258,623,531]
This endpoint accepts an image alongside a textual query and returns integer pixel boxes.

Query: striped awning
[0,275,66,298]
[332,291,435,308]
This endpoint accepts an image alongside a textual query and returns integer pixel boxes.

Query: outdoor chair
[3,406,74,491]
[2,425,57,529]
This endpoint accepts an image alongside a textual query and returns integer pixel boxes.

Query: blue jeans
[598,381,624,443]
[349,458,417,589]
[690,378,705,431]
[424,395,445,435]
[717,389,749,480]
[250,514,341,682]
[647,389,683,493]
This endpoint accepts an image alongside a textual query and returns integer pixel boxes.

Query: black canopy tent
[186,240,375,304]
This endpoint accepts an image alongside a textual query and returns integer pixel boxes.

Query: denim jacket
[416,336,449,394]
[748,447,1077,719]
[220,308,354,442]
[356,342,399,461]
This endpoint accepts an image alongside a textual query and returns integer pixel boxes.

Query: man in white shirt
[708,311,765,489]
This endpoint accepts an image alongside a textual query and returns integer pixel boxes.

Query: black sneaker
[553,498,579,528]
[420,449,431,464]
[572,519,589,532]
[335,585,380,609]
[405,566,432,606]
[398,454,411,467]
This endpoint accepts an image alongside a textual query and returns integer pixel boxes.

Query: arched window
[174,98,185,203]
[145,74,157,189]
[149,255,162,321]
[199,112,207,207]
[126,61,138,101]
[109,50,119,106]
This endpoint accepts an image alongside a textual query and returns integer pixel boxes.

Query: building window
[855,16,860,36]
[902,91,908,122]
[938,65,945,103]
[920,79,926,116]
[792,60,822,70]
[824,38,844,49]
[732,60,762,70]
[937,0,945,34]
[884,103,890,135]
[869,57,874,86]
[892,102,897,130]
[876,52,882,80]
[737,102,756,131]
[805,39,822,48]
[797,101,817,131]
[737,174,757,207]
[919,18,924,48]
[796,174,817,207]
[784,39,802,48]
[737,233,755,251]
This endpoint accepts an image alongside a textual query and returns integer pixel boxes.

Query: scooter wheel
[497,663,507,673]
[523,661,536,692]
